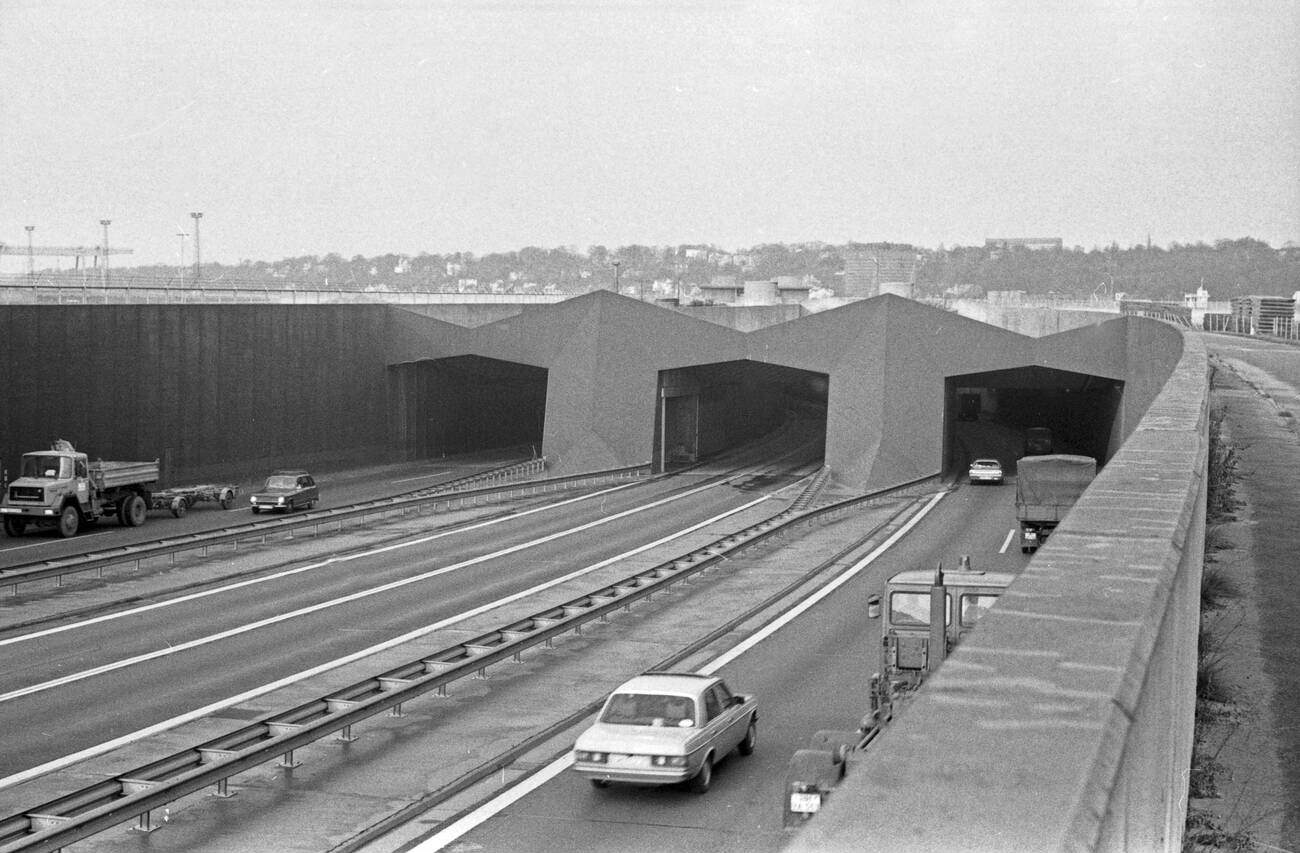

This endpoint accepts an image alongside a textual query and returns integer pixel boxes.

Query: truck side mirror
[867,594,881,619]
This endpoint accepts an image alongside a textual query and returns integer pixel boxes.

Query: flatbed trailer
[149,484,240,517]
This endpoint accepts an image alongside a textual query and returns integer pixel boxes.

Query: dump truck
[2,440,160,538]
[782,558,1016,826]
[1015,453,1096,553]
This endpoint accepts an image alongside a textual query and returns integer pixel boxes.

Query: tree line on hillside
[121,237,1298,302]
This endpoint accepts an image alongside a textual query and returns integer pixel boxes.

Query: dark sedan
[249,470,319,513]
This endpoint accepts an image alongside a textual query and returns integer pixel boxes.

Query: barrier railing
[0,462,650,595]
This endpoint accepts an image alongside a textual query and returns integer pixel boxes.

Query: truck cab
[2,441,157,537]
[881,564,1016,690]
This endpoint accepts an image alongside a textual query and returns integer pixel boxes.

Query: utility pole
[100,219,111,287]
[613,259,621,293]
[190,212,203,284]
[24,225,34,282]
[177,231,188,287]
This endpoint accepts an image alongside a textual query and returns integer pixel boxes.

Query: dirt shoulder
[1192,356,1300,851]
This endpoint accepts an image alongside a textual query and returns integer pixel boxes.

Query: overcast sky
[2,0,1297,268]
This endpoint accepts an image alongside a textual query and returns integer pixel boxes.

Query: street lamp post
[100,219,111,287]
[24,226,34,282]
[190,212,203,284]
[177,231,188,287]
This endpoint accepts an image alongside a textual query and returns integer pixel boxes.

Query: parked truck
[1015,453,1096,553]
[2,440,160,538]
[782,557,1015,826]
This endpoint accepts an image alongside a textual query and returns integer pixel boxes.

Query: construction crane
[0,242,134,269]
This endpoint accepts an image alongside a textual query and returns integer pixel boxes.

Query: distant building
[985,237,1063,258]
[842,247,919,298]
[699,274,742,304]
[1231,295,1296,335]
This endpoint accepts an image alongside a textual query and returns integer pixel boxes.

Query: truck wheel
[170,497,188,518]
[688,754,714,793]
[123,495,147,527]
[2,517,26,537]
[57,505,81,538]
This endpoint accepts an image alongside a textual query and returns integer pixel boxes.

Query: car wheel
[590,779,611,789]
[251,506,261,514]
[688,754,713,794]
[739,719,757,756]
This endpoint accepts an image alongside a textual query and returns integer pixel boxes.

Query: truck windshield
[960,593,1000,627]
[21,455,72,479]
[889,591,950,627]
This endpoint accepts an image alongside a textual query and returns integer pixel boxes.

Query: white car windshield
[600,692,696,727]
[264,476,299,489]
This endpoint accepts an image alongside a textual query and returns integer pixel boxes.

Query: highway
[378,476,1028,853]
[0,424,1031,852]
[0,456,817,781]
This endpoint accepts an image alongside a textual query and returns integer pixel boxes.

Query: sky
[1,0,1298,269]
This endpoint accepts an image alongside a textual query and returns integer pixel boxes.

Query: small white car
[968,458,1004,485]
[571,671,757,793]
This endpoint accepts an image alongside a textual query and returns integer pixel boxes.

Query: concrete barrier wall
[0,304,399,484]
[787,328,1208,853]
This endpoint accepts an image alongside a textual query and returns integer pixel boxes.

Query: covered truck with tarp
[1015,453,1096,552]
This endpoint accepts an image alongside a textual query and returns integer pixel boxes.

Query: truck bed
[89,460,160,490]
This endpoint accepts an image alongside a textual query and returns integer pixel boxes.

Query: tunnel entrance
[654,361,828,472]
[390,355,547,459]
[944,367,1124,477]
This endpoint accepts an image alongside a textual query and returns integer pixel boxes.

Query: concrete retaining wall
[0,304,400,484]
[787,329,1208,853]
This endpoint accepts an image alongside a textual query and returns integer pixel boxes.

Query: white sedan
[571,671,757,793]
[968,458,1004,485]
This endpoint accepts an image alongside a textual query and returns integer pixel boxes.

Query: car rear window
[600,692,696,727]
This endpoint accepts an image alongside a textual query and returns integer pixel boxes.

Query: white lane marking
[410,489,949,851]
[0,494,772,790]
[1000,528,1016,554]
[1,479,651,648]
[0,478,773,701]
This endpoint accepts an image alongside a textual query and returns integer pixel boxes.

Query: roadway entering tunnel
[945,366,1125,477]
[654,361,828,472]
[390,355,547,459]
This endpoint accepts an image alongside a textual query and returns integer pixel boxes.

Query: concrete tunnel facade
[0,291,1183,491]
[385,290,1184,490]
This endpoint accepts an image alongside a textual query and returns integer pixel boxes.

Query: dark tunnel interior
[654,360,829,471]
[395,355,548,458]
[945,367,1125,478]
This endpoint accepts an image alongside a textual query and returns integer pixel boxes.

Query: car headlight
[276,497,285,505]
[574,751,607,763]
[250,497,258,505]
[651,755,686,767]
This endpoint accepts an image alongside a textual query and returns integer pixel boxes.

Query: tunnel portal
[654,360,828,472]
[391,355,548,459]
[945,366,1124,478]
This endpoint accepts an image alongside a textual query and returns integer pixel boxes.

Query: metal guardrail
[0,470,939,851]
[0,461,650,595]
